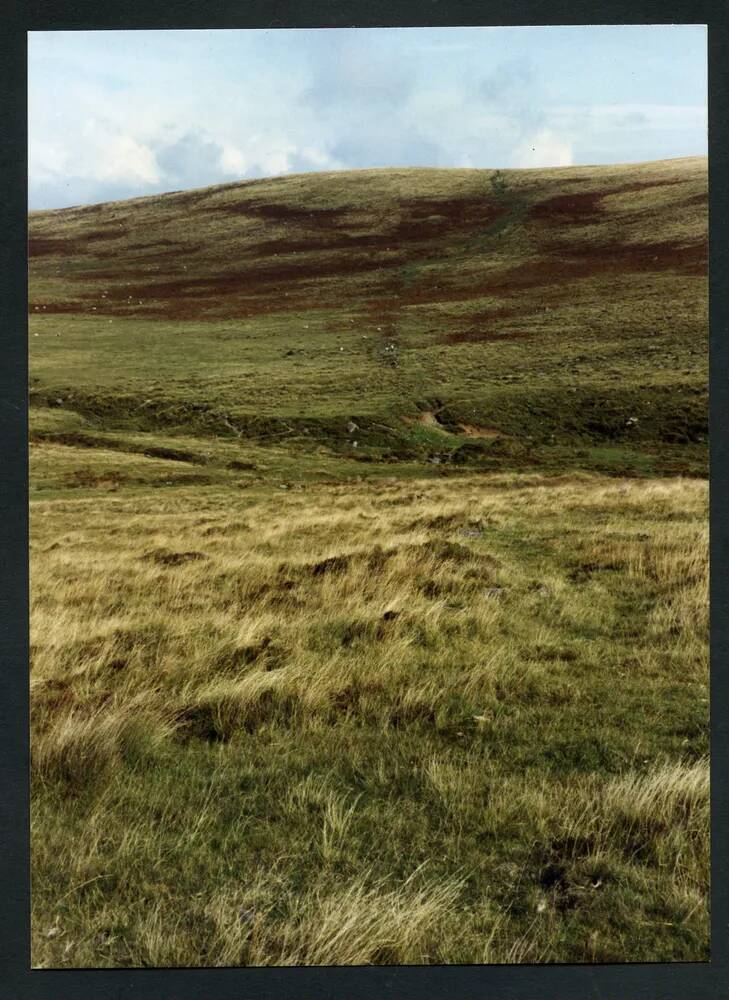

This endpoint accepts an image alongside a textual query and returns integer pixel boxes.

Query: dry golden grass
[30,472,708,966]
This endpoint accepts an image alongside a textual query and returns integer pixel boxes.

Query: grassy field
[29,158,708,966]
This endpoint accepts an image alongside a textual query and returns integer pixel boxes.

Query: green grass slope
[29,158,707,481]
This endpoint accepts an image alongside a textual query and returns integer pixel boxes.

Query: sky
[28,26,707,210]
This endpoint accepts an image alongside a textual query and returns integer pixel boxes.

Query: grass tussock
[32,697,177,790]
[30,472,708,965]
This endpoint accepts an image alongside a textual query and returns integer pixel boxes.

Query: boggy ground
[31,473,708,966]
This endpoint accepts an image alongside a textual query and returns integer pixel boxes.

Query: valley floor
[30,469,708,966]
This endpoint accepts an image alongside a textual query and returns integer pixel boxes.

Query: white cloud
[97,134,161,184]
[513,129,574,168]
[29,117,161,190]
[299,146,337,168]
[28,137,71,184]
[260,147,294,175]
[219,145,248,176]
[27,29,707,208]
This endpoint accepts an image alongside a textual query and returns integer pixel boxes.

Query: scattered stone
[347,420,359,434]
[484,587,504,599]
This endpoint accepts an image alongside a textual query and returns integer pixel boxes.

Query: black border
[4,3,728,998]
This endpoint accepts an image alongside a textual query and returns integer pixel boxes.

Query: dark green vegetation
[29,159,708,966]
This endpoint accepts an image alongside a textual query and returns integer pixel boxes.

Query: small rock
[484,587,504,599]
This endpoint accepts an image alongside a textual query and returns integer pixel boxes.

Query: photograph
[28,25,708,967]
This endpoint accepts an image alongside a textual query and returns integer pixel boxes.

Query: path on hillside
[369,170,529,421]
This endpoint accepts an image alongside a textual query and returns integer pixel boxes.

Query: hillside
[29,160,709,967]
[29,158,708,483]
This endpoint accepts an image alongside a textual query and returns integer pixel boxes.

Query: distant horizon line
[28,153,708,215]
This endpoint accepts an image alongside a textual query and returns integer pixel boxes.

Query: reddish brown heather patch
[28,176,706,321]
[126,239,184,251]
[113,244,205,261]
[85,228,128,242]
[240,198,507,264]
[391,196,504,240]
[528,178,688,223]
[210,201,350,224]
[242,234,394,257]
[29,229,127,257]
[28,237,83,257]
[528,190,606,222]
[118,253,396,302]
[488,239,707,294]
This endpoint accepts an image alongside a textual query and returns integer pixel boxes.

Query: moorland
[29,156,708,965]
